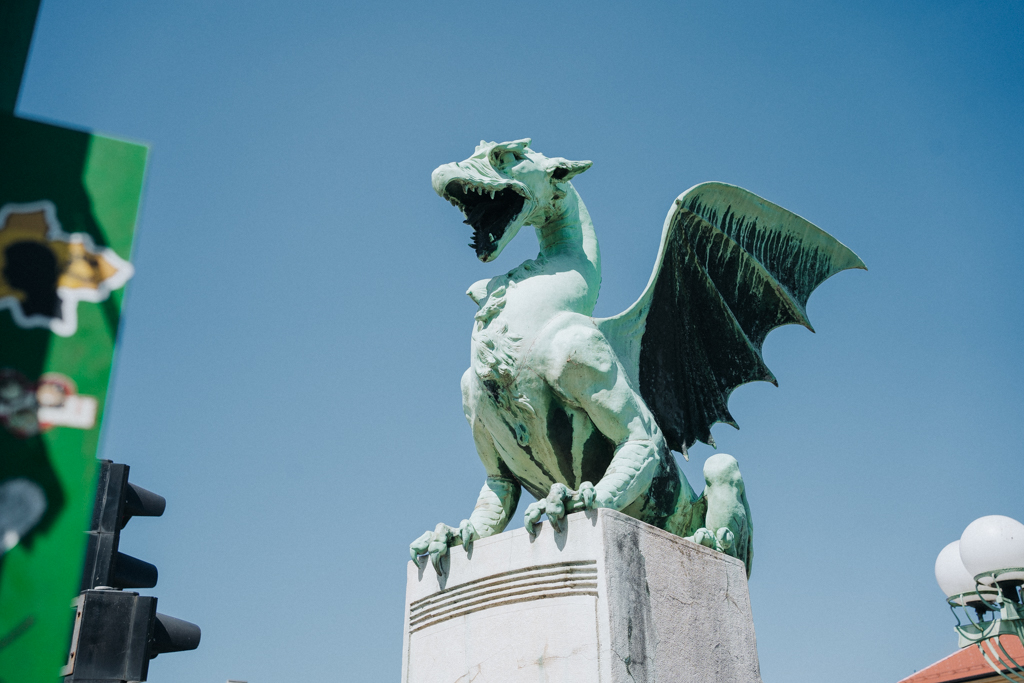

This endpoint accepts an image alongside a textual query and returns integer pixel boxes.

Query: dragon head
[432,139,592,262]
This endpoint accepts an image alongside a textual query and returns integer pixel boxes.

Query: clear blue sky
[18,1,1023,681]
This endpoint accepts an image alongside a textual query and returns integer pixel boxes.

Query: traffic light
[81,461,165,591]
[62,460,200,682]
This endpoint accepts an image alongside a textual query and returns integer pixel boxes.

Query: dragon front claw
[687,526,735,553]
[524,482,596,535]
[409,520,477,575]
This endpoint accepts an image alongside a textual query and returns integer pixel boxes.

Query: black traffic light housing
[81,461,165,590]
[64,461,200,682]
[63,591,201,682]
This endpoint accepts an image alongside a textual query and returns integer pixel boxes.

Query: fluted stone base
[401,508,761,683]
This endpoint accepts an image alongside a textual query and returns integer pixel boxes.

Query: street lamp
[935,515,1024,682]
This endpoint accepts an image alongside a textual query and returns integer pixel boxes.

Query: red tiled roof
[899,636,1024,683]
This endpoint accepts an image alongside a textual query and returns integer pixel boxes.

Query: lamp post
[935,515,1024,682]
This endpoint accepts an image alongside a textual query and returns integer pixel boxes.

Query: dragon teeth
[490,190,495,199]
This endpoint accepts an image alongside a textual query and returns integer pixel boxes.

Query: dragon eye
[491,150,517,168]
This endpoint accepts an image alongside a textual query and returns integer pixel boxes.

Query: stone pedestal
[401,509,761,683]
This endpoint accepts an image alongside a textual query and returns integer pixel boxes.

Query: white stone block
[402,508,761,683]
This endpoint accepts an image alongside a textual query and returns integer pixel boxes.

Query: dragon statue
[410,139,864,577]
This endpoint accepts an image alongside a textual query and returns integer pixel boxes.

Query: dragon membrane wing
[597,182,865,454]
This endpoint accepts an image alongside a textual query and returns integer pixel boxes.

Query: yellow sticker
[0,201,133,337]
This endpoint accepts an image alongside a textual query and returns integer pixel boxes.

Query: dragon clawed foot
[687,526,735,553]
[409,520,477,575]
[524,482,596,535]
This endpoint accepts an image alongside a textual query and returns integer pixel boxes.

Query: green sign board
[0,113,147,682]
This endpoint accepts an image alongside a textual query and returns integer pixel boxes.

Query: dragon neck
[533,185,601,294]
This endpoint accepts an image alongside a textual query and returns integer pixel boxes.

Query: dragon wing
[596,182,865,455]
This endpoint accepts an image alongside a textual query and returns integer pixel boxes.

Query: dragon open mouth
[443,181,527,259]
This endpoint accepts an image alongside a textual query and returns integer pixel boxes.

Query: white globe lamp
[935,541,996,605]
[959,515,1024,585]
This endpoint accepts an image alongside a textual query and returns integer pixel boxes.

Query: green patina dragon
[410,139,864,576]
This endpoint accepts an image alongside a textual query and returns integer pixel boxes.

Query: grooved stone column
[401,508,761,683]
